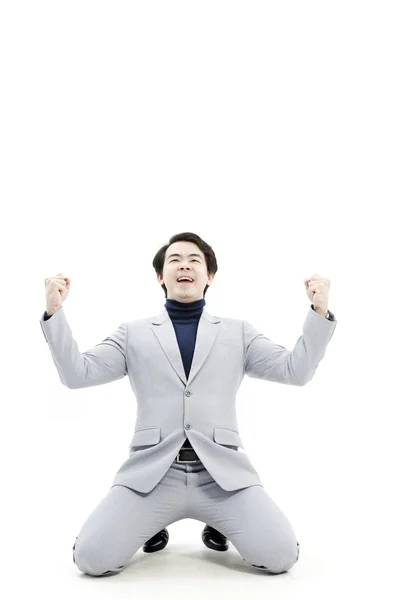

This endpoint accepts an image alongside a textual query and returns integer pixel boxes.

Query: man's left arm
[243,274,337,386]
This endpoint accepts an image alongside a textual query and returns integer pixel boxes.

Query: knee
[72,536,124,577]
[245,540,300,574]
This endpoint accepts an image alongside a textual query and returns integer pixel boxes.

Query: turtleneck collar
[164,297,206,321]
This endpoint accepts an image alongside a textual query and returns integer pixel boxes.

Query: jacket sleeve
[39,307,128,389]
[243,306,337,386]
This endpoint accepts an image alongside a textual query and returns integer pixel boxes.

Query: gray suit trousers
[72,458,300,576]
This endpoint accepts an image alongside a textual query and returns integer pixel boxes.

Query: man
[40,231,337,576]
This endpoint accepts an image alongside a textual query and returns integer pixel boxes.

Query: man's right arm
[40,307,128,388]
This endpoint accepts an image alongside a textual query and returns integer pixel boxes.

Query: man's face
[157,241,215,302]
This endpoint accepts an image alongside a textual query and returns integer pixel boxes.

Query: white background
[1,1,399,598]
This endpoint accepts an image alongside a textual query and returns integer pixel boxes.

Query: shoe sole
[203,538,229,551]
[142,537,169,553]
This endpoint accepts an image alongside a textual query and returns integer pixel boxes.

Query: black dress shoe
[201,524,229,551]
[142,528,169,553]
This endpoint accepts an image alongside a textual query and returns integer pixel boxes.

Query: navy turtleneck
[164,296,206,449]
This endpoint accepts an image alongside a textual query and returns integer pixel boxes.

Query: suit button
[185,390,192,396]
[185,424,191,430]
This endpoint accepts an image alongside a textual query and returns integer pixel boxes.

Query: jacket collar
[150,308,221,387]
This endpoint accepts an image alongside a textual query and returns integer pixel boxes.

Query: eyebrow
[167,253,203,260]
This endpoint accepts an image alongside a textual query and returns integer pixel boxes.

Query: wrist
[312,304,328,317]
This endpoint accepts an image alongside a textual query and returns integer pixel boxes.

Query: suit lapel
[150,308,221,387]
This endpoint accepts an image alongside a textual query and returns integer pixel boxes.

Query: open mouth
[177,280,194,285]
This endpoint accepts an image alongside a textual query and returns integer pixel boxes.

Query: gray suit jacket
[40,305,337,493]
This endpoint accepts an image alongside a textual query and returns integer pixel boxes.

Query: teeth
[178,278,193,282]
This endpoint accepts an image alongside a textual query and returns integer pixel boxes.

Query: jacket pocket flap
[129,427,161,448]
[213,427,243,448]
